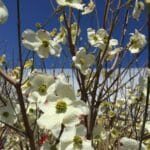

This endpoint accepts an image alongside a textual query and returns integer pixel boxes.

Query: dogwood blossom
[71,23,80,44]
[132,0,144,20]
[82,0,95,15]
[22,29,62,58]
[53,74,76,100]
[59,125,86,142]
[26,73,55,103]
[64,137,93,150]
[119,137,146,150]
[37,98,89,133]
[0,103,19,125]
[52,125,93,149]
[128,29,146,53]
[54,26,67,44]
[107,47,122,61]
[56,0,85,10]
[0,0,8,24]
[72,47,95,75]
[87,28,118,50]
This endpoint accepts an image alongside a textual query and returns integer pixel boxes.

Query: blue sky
[0,0,148,68]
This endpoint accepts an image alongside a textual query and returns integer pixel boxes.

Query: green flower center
[137,2,143,9]
[93,35,98,41]
[79,58,85,65]
[42,40,49,48]
[130,38,139,48]
[103,36,109,44]
[66,0,73,3]
[2,111,9,118]
[38,84,47,95]
[29,108,34,113]
[27,81,31,87]
[73,136,82,148]
[56,100,67,113]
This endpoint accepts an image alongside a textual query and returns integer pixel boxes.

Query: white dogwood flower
[128,29,146,53]
[71,22,80,44]
[53,74,76,100]
[107,47,122,60]
[72,47,95,75]
[119,137,146,150]
[0,0,8,24]
[56,0,85,10]
[132,0,144,20]
[37,98,89,133]
[59,125,86,142]
[54,26,67,44]
[60,125,93,150]
[87,28,118,50]
[27,73,55,103]
[22,29,62,58]
[82,0,95,15]
[0,103,19,125]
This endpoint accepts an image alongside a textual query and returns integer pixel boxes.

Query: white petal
[37,45,50,58]
[109,39,118,46]
[119,137,146,150]
[37,113,63,130]
[82,140,94,150]
[0,0,8,24]
[56,0,85,10]
[22,29,41,50]
[38,101,56,114]
[55,80,76,100]
[49,41,62,57]
[65,143,74,150]
[76,125,87,137]
[86,54,95,66]
[60,126,76,142]
[129,47,140,53]
[63,109,80,126]
[67,2,85,10]
[36,29,50,41]
[71,100,89,115]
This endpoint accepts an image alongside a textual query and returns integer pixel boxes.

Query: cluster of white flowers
[23,73,93,149]
[0,0,149,149]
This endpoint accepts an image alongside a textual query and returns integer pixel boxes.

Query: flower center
[2,111,9,118]
[79,58,85,65]
[93,35,98,41]
[73,136,82,148]
[56,100,67,113]
[103,36,109,44]
[38,84,47,95]
[42,40,49,48]
[130,38,139,48]
[29,108,34,113]
[66,0,73,2]
[137,2,143,9]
